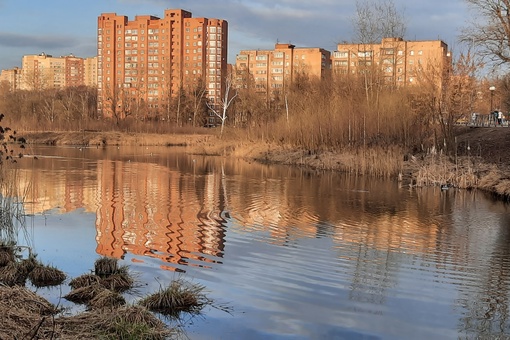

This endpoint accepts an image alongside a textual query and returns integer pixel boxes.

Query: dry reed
[139,278,209,317]
[100,272,134,293]
[64,284,107,304]
[88,288,126,309]
[16,255,38,276]
[69,273,101,289]
[0,246,14,266]
[0,285,58,315]
[0,285,173,339]
[0,261,27,286]
[57,305,173,339]
[28,263,67,287]
[94,256,119,277]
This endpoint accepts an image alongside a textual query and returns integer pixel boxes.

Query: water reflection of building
[95,160,226,270]
[18,156,226,271]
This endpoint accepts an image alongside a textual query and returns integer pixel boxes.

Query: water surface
[14,145,510,339]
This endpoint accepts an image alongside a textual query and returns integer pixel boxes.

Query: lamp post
[490,86,496,112]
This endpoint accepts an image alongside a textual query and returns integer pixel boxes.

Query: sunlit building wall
[0,67,22,91]
[235,43,331,102]
[20,53,92,90]
[332,37,451,87]
[84,56,98,87]
[97,9,228,119]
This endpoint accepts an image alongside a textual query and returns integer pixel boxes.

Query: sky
[0,0,470,71]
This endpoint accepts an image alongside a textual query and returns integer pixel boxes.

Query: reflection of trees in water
[456,213,510,338]
[348,245,399,306]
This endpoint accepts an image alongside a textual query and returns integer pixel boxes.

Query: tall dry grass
[2,74,446,180]
[240,75,434,164]
[0,166,30,250]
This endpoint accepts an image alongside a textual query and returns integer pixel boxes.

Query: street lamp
[490,86,496,112]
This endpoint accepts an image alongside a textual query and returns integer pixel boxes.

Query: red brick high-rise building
[97,9,228,120]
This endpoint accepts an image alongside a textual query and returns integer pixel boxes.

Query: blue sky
[0,0,469,71]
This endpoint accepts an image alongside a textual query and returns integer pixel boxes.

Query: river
[11,145,510,339]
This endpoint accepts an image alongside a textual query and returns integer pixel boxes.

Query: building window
[333,51,349,58]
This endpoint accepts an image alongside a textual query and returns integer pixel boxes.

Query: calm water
[12,145,510,339]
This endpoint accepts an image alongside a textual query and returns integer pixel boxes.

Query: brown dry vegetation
[0,255,213,339]
[0,286,172,340]
[19,124,510,200]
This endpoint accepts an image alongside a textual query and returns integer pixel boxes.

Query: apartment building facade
[332,37,451,86]
[235,43,331,102]
[13,53,97,90]
[21,53,65,90]
[0,67,22,91]
[97,9,228,119]
[84,57,98,87]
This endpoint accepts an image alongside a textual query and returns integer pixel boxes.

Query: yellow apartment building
[235,43,331,102]
[97,9,228,119]
[84,56,98,87]
[20,53,94,90]
[0,67,22,91]
[332,37,451,86]
[21,53,65,90]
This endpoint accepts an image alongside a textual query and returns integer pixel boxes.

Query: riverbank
[20,128,510,199]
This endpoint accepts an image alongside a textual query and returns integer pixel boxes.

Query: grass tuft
[69,273,101,290]
[0,247,14,266]
[138,278,209,317]
[94,256,119,278]
[28,263,67,287]
[0,261,28,286]
[88,288,126,310]
[64,284,107,304]
[100,271,134,293]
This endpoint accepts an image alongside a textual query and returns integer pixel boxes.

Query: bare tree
[60,87,78,124]
[415,48,480,155]
[188,80,208,127]
[461,0,510,66]
[352,0,407,145]
[206,75,237,136]
[353,0,407,44]
[42,89,59,124]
